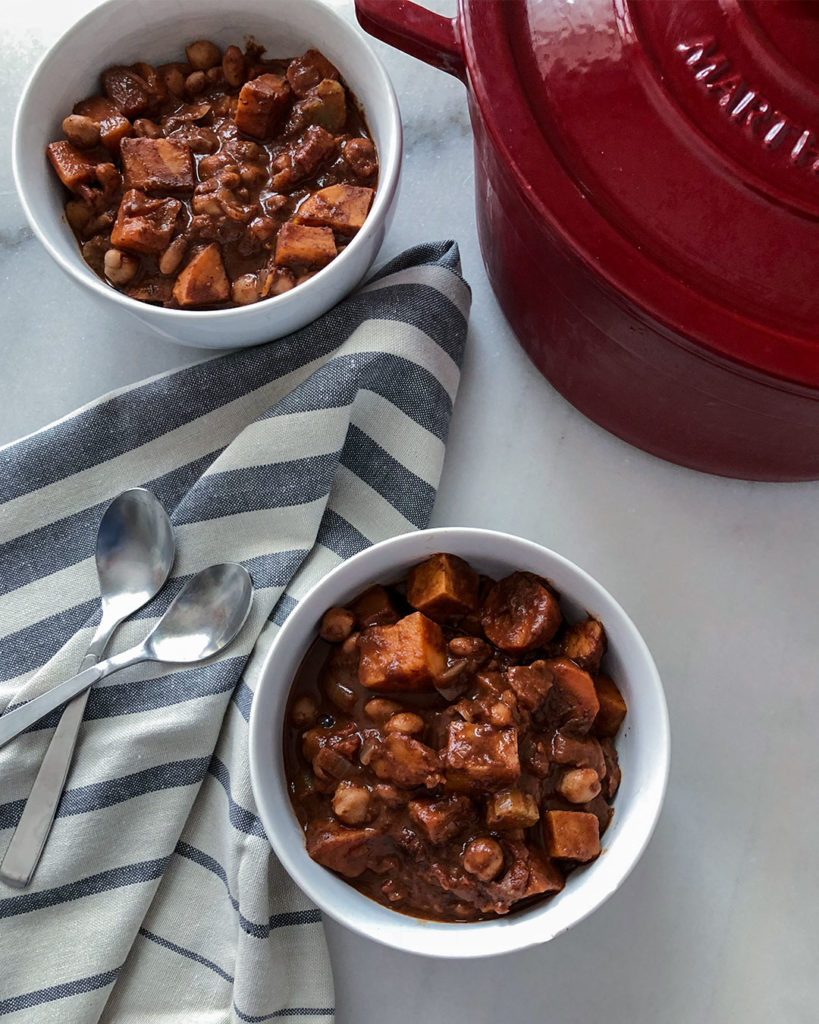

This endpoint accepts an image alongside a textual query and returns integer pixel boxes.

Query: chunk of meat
[274,222,336,274]
[46,142,99,193]
[344,137,378,180]
[524,846,566,899]
[172,243,230,306]
[543,810,600,861]
[408,794,475,844]
[110,189,181,254]
[594,674,628,737]
[444,721,520,792]
[481,572,563,653]
[121,137,194,194]
[551,732,607,780]
[486,788,540,829]
[235,74,292,139]
[271,126,336,190]
[543,658,600,734]
[358,612,446,693]
[286,49,340,97]
[405,553,479,621]
[350,585,399,629]
[294,184,375,236]
[73,96,133,152]
[306,819,390,878]
[370,733,442,789]
[507,659,553,712]
[102,66,151,118]
[561,617,607,673]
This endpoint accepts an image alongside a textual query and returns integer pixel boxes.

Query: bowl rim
[11,0,402,322]
[248,526,671,958]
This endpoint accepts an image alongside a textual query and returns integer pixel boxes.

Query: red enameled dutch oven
[355,0,819,480]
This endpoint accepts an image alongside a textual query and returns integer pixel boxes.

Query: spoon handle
[0,649,139,749]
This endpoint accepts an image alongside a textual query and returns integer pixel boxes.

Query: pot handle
[354,0,466,82]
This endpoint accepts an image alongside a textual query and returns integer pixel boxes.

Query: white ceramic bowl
[12,0,401,349]
[249,528,670,958]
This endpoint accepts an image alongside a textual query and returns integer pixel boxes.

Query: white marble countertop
[3,2,818,1022]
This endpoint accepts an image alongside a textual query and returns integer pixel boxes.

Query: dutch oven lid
[461,0,819,388]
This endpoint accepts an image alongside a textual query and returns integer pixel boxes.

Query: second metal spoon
[0,563,253,749]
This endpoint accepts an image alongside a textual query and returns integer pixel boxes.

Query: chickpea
[231,273,261,306]
[133,118,162,139]
[159,236,187,276]
[324,677,356,713]
[319,606,355,643]
[290,695,318,729]
[198,153,231,179]
[158,63,187,97]
[187,128,219,155]
[222,45,247,88]
[65,199,91,234]
[462,837,505,882]
[185,71,207,97]
[206,66,224,85]
[62,114,100,149]
[364,698,403,726]
[448,636,491,660]
[384,712,425,736]
[103,248,139,285]
[557,768,602,804]
[332,781,371,825]
[340,632,360,657]
[185,39,222,71]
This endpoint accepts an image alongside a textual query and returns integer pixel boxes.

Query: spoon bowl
[145,563,255,664]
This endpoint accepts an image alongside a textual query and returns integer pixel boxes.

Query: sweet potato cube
[121,137,194,195]
[444,722,520,791]
[74,96,133,152]
[172,243,230,307]
[274,222,336,273]
[525,847,565,897]
[594,675,628,737]
[507,660,553,711]
[543,810,600,861]
[294,184,375,236]
[545,658,600,734]
[408,794,474,844]
[406,553,479,621]
[358,612,445,692]
[110,189,181,255]
[46,141,99,193]
[350,585,399,629]
[235,73,292,139]
[486,788,540,829]
[562,617,607,673]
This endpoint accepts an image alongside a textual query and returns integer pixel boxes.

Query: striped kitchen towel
[0,240,470,1023]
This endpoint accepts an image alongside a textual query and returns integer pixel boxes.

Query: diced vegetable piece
[274,222,336,273]
[102,66,150,118]
[408,794,474,844]
[286,49,340,97]
[370,733,442,789]
[524,847,565,897]
[121,137,194,194]
[486,788,540,829]
[481,571,562,653]
[351,585,399,629]
[172,243,230,306]
[358,612,446,692]
[235,73,292,139]
[562,617,607,673]
[299,79,347,132]
[305,819,388,878]
[544,658,600,734]
[73,95,134,152]
[594,674,628,737]
[405,552,479,621]
[444,721,520,791]
[294,184,374,236]
[46,141,99,193]
[543,810,600,861]
[110,189,181,254]
[507,659,553,711]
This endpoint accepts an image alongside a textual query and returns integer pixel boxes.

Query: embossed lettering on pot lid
[461,0,819,388]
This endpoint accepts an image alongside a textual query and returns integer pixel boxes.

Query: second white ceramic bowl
[249,528,670,958]
[13,0,402,349]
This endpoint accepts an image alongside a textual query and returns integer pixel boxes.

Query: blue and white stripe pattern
[0,241,470,1023]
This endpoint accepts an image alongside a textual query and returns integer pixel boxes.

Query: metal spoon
[0,488,175,887]
[0,563,253,750]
